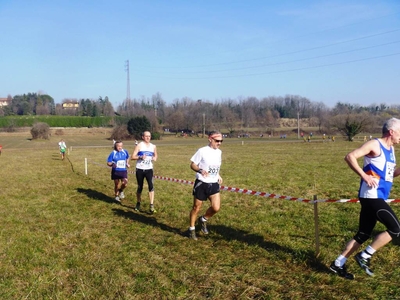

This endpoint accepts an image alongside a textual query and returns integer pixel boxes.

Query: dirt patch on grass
[50,127,112,136]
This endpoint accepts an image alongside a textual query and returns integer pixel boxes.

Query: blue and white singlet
[358,139,396,199]
[136,142,156,170]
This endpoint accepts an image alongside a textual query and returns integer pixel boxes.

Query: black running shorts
[111,170,128,180]
[192,179,220,201]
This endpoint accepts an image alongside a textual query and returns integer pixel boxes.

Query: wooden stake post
[313,195,320,257]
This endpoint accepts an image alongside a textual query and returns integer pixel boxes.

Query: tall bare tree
[165,110,185,132]
[312,101,329,132]
[220,105,239,135]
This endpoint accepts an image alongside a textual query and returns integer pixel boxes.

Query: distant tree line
[0,93,114,117]
[116,93,400,139]
[0,116,114,128]
[2,92,400,141]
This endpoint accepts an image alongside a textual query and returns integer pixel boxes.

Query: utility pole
[203,113,205,138]
[297,110,300,139]
[125,60,130,101]
[297,98,300,139]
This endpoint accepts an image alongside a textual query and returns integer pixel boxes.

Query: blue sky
[1,0,399,108]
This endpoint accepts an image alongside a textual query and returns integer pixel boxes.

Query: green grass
[1,131,400,299]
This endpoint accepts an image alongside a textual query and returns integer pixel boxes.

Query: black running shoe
[355,252,374,276]
[329,261,354,280]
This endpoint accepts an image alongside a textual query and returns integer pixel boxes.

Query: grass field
[1,129,400,299]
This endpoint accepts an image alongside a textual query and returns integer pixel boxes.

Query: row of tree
[114,94,399,139]
[1,92,399,140]
[0,94,114,117]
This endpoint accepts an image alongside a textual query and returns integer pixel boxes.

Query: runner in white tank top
[131,131,158,213]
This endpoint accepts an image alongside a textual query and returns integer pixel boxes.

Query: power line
[136,40,400,75]
[138,52,400,80]
[134,12,400,69]
[134,29,400,71]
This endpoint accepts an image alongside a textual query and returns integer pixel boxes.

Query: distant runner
[58,139,67,160]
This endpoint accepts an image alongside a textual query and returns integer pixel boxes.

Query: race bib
[116,160,126,168]
[385,162,395,182]
[207,165,220,178]
[141,158,152,165]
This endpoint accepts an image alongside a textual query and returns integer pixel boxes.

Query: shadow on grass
[66,156,75,172]
[211,224,329,274]
[109,209,330,275]
[50,154,73,170]
[112,208,183,235]
[77,188,115,204]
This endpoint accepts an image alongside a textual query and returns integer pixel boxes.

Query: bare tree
[265,109,280,130]
[165,110,185,132]
[312,101,329,132]
[143,110,159,133]
[330,112,374,141]
[152,92,166,120]
[239,97,258,129]
[220,105,239,135]
[117,98,136,117]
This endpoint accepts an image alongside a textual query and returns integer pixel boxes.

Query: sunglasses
[213,139,223,143]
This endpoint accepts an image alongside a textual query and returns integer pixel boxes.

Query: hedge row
[0,116,117,128]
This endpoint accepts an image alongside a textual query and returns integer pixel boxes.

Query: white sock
[189,226,195,231]
[335,255,347,267]
[362,245,376,258]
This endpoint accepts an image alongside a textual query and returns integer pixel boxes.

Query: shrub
[5,125,16,133]
[110,125,131,141]
[31,122,50,139]
[151,132,161,140]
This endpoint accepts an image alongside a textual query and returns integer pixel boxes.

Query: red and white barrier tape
[90,161,400,204]
[152,175,400,204]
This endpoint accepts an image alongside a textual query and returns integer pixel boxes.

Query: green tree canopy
[127,116,151,139]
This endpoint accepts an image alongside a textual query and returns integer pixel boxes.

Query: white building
[0,97,11,107]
